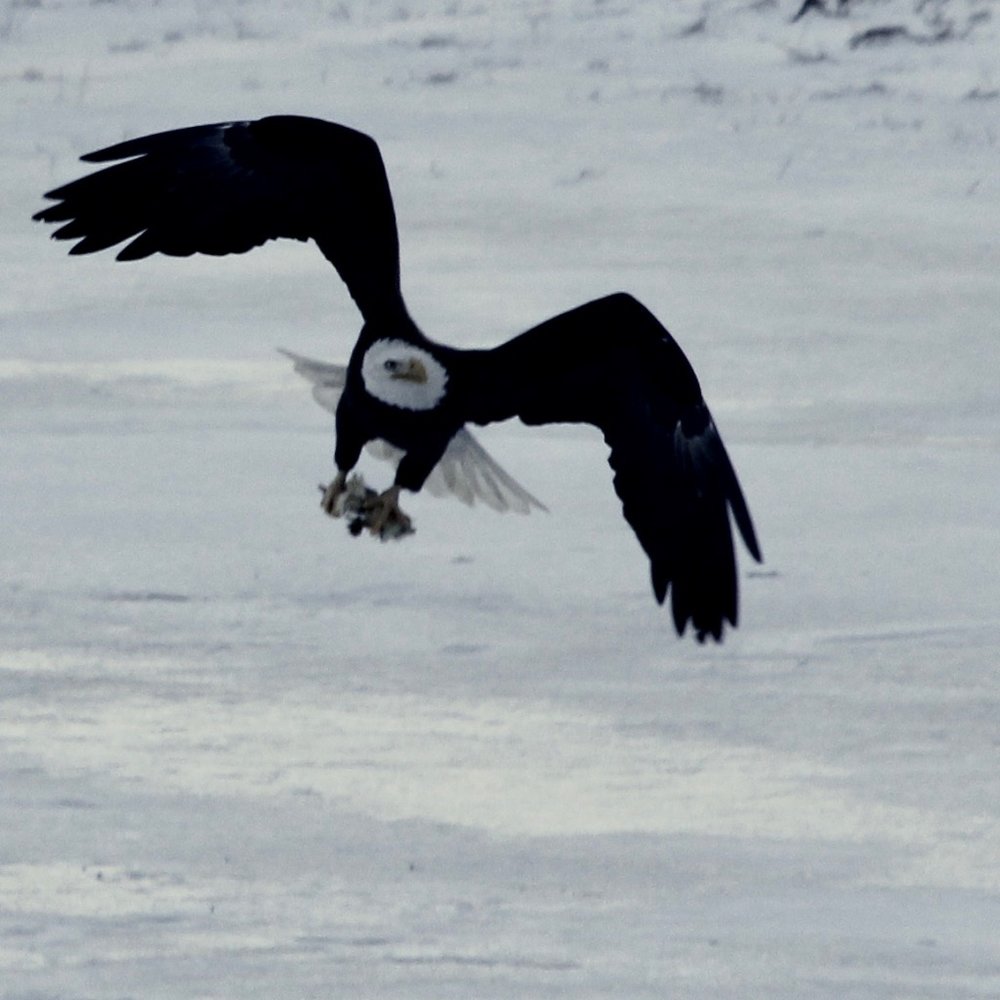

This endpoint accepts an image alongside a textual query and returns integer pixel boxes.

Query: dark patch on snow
[98,591,193,603]
[52,797,98,810]
[849,25,952,49]
[440,643,487,656]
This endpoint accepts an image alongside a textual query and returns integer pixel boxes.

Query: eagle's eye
[383,359,400,373]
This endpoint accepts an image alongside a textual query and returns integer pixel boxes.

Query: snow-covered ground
[2,1,999,996]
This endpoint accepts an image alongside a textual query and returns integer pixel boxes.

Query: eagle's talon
[322,473,414,540]
[320,471,348,517]
[365,485,413,539]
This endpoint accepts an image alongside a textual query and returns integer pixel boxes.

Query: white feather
[361,338,449,411]
[279,348,546,514]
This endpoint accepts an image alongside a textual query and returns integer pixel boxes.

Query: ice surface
[2,1,998,997]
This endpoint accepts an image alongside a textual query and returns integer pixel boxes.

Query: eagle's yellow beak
[391,358,429,384]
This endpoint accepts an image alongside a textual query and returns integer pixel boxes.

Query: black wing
[473,293,761,642]
[33,115,403,322]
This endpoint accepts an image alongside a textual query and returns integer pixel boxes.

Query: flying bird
[34,114,761,641]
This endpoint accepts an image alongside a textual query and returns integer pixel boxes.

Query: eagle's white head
[361,338,448,411]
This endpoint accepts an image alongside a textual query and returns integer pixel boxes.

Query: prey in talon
[319,473,414,540]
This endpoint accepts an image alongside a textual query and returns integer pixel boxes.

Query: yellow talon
[320,470,348,517]
[365,484,413,538]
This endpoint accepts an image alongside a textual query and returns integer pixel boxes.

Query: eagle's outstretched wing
[475,293,761,642]
[279,349,546,514]
[33,116,403,322]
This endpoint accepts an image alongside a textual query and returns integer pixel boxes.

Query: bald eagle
[34,114,761,641]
